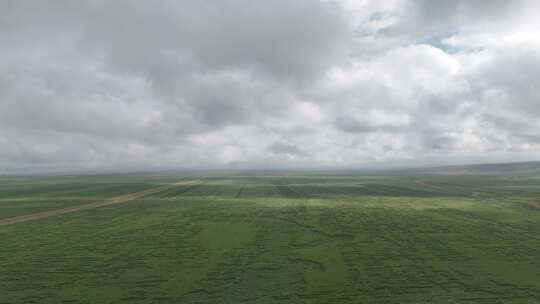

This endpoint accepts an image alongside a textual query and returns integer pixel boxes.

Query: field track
[0,180,198,226]
[3,173,540,302]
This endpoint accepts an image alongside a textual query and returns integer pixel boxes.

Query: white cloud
[1,0,540,173]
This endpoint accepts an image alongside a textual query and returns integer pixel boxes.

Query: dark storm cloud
[335,116,376,133]
[391,0,536,40]
[1,0,348,81]
[0,0,349,132]
[334,115,405,134]
[269,142,306,157]
[410,0,518,24]
[1,0,540,172]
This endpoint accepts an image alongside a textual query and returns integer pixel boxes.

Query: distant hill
[417,161,540,176]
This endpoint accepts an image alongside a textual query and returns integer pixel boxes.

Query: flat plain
[1,169,540,303]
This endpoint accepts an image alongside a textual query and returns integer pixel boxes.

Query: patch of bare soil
[0,180,198,226]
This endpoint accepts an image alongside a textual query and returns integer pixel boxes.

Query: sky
[1,0,540,173]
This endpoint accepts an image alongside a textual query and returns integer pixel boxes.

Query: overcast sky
[1,0,540,173]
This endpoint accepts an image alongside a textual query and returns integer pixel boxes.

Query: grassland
[1,170,540,303]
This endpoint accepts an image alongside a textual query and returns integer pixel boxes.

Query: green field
[1,171,540,303]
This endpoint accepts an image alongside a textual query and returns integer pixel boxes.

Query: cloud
[269,142,306,157]
[1,0,540,173]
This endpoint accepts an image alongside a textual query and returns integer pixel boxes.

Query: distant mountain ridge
[418,161,540,176]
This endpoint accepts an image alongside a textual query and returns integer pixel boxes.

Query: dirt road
[0,180,198,227]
